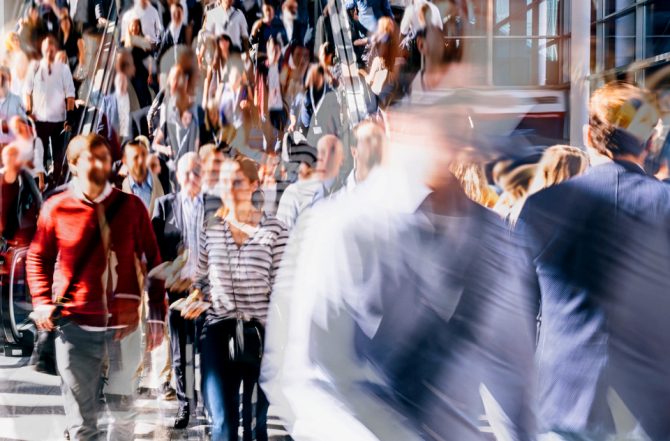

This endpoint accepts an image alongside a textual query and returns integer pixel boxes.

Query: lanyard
[310,86,325,126]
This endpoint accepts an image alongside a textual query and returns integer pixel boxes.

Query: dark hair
[234,156,260,183]
[122,139,148,157]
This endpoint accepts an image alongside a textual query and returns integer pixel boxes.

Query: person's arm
[26,202,58,329]
[137,198,166,350]
[270,225,289,288]
[151,197,167,261]
[62,64,76,111]
[33,138,46,191]
[152,126,173,156]
[24,64,36,115]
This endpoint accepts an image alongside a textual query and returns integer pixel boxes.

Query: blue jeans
[201,319,269,441]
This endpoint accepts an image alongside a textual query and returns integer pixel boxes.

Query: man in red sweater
[27,133,166,441]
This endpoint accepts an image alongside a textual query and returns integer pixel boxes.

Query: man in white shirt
[24,35,75,186]
[204,0,249,51]
[122,0,164,45]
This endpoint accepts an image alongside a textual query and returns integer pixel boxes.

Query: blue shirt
[129,173,153,209]
[355,0,393,32]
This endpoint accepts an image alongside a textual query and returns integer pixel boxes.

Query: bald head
[316,135,343,181]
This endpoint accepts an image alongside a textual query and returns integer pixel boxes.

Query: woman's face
[218,38,230,56]
[230,169,258,205]
[130,20,141,36]
[262,4,274,22]
[61,17,71,34]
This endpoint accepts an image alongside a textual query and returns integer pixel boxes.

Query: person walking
[182,156,288,441]
[26,133,166,441]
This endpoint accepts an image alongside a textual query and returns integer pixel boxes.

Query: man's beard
[89,169,109,186]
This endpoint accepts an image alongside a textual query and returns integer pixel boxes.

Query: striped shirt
[194,214,288,324]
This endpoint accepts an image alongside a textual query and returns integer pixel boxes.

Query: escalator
[0,1,121,356]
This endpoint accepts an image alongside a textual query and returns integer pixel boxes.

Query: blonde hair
[589,82,659,156]
[450,161,498,208]
[509,145,589,223]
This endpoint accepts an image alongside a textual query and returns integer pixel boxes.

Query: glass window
[441,0,488,37]
[494,0,564,36]
[646,0,670,58]
[604,0,636,16]
[603,11,636,69]
[493,38,563,85]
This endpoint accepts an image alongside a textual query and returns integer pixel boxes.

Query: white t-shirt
[268,64,283,111]
[204,5,249,49]
[122,3,163,44]
[24,60,76,123]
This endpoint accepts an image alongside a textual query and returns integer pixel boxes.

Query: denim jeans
[201,319,269,441]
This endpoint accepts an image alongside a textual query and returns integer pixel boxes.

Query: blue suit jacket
[519,160,670,439]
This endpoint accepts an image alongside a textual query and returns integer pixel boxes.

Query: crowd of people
[0,0,669,441]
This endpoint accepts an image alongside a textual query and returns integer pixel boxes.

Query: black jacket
[151,192,185,263]
[1,169,41,244]
[157,25,188,62]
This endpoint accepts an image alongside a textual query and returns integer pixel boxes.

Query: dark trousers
[168,292,196,407]
[34,120,65,184]
[201,319,268,441]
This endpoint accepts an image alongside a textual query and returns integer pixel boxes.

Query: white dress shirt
[204,5,249,49]
[24,60,75,123]
[122,3,163,44]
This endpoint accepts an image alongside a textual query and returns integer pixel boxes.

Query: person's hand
[181,290,207,319]
[147,74,154,86]
[146,321,164,351]
[38,173,45,192]
[63,121,72,132]
[98,17,108,28]
[114,321,138,341]
[239,99,249,110]
[287,121,296,133]
[30,305,56,331]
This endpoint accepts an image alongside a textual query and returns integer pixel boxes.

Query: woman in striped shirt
[184,156,288,441]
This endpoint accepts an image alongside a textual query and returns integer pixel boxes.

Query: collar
[180,189,203,204]
[612,158,647,175]
[129,172,153,189]
[72,180,113,204]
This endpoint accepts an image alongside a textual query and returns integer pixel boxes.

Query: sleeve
[270,224,289,289]
[136,198,166,323]
[193,218,210,296]
[33,138,45,174]
[151,198,167,260]
[24,63,36,95]
[26,202,58,309]
[276,186,298,231]
[239,12,249,39]
[62,63,76,99]
[382,0,393,17]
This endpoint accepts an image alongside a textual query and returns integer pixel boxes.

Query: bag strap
[54,190,126,306]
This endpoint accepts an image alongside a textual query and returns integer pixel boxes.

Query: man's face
[124,145,149,182]
[178,158,202,196]
[204,152,225,189]
[75,145,112,186]
[42,38,56,62]
[171,5,183,25]
[316,140,343,179]
[263,4,274,21]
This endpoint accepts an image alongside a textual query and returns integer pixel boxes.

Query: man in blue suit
[519,82,670,441]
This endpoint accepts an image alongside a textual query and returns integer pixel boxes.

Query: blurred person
[200,100,235,150]
[3,33,31,97]
[236,0,262,36]
[121,139,165,214]
[123,18,155,108]
[276,134,343,230]
[0,143,41,245]
[199,143,226,193]
[151,152,203,429]
[218,60,253,142]
[8,116,46,191]
[492,163,535,221]
[261,100,536,441]
[26,133,166,441]
[281,0,307,48]
[121,0,164,45]
[345,119,385,191]
[100,73,134,146]
[299,64,343,147]
[204,0,249,52]
[250,2,287,63]
[0,67,27,146]
[152,65,200,189]
[182,155,288,441]
[148,152,162,176]
[519,82,670,441]
[158,3,188,63]
[56,13,86,79]
[24,35,76,186]
[353,0,392,33]
[17,3,49,57]
[345,2,370,70]
[202,34,233,107]
[318,42,340,89]
[364,17,401,108]
[508,145,589,224]
[257,36,287,153]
